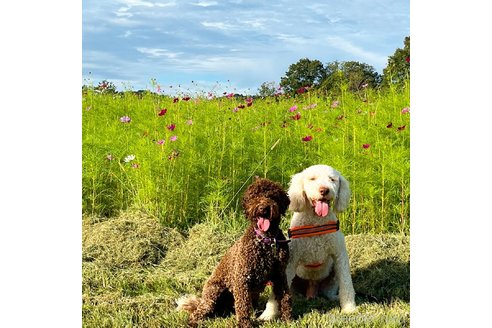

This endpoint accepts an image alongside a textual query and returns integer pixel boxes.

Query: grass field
[82,82,410,234]
[82,211,410,328]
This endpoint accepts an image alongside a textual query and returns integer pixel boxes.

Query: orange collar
[288,221,339,239]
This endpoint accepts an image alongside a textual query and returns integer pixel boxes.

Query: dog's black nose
[319,187,329,196]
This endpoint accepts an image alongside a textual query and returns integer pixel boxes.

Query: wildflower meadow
[82,81,409,234]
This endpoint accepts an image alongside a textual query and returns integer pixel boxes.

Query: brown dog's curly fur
[177,178,292,328]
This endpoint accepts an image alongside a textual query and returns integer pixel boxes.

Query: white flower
[124,154,135,163]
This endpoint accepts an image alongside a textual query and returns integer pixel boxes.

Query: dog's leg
[319,258,339,301]
[272,275,292,322]
[189,279,226,326]
[232,284,253,328]
[334,238,356,313]
[258,251,297,321]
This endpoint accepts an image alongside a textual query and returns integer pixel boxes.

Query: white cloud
[116,0,176,8]
[136,47,182,58]
[191,1,218,7]
[201,21,234,31]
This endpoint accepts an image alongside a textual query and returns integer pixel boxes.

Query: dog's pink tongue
[315,201,329,217]
[257,218,270,232]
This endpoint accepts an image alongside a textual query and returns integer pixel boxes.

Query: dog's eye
[330,177,336,182]
[309,176,316,181]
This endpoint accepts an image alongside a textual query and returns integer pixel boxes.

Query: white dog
[259,165,356,320]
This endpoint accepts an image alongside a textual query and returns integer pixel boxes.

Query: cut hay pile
[82,212,410,327]
[82,211,184,268]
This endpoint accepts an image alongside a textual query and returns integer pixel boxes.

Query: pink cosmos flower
[233,107,239,113]
[362,144,370,149]
[158,108,167,116]
[186,119,193,125]
[156,85,161,93]
[302,135,313,142]
[132,163,140,169]
[331,100,339,108]
[167,124,176,131]
[289,105,298,112]
[170,135,178,142]
[226,93,234,98]
[120,116,131,123]
[401,107,410,114]
[106,154,114,161]
[156,139,165,145]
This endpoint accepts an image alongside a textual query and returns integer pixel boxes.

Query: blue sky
[82,0,409,94]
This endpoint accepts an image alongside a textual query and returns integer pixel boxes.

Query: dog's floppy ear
[334,174,351,213]
[288,172,308,212]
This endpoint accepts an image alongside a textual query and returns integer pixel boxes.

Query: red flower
[158,108,167,116]
[362,143,370,149]
[386,122,393,128]
[302,135,313,142]
[173,97,179,103]
[406,56,410,63]
[246,101,253,107]
[398,125,406,131]
[291,113,301,120]
[296,87,307,94]
[182,96,191,101]
[167,124,176,131]
[237,104,245,109]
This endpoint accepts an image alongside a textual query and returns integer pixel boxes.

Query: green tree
[257,81,277,97]
[280,58,326,95]
[382,36,410,87]
[320,61,381,95]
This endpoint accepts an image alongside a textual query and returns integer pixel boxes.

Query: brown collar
[288,221,339,239]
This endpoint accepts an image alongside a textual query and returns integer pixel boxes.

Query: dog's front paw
[341,302,356,313]
[258,294,279,321]
[258,308,279,321]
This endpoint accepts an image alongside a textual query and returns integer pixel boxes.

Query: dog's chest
[242,242,279,283]
[292,233,338,262]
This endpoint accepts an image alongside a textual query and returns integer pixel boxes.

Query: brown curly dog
[177,178,292,328]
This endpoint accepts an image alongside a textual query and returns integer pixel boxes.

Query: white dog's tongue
[315,201,329,217]
[257,218,270,232]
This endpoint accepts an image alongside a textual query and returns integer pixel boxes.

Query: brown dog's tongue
[314,201,329,217]
[257,218,270,232]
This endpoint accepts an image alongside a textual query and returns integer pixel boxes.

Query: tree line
[258,36,409,97]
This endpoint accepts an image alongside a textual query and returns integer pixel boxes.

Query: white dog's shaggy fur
[259,165,356,320]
